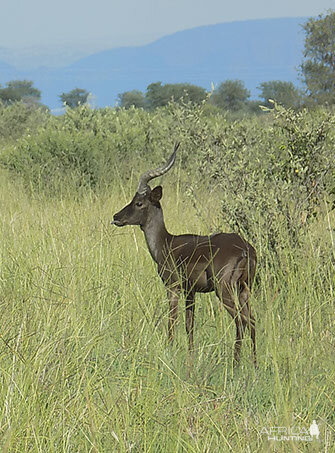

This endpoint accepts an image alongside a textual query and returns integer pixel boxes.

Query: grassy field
[0,167,334,452]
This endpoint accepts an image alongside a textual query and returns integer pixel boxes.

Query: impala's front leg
[167,287,179,344]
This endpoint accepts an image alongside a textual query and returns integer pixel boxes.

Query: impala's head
[112,143,179,228]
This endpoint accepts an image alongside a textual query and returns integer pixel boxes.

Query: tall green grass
[0,170,334,452]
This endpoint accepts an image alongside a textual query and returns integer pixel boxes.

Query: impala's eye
[136,202,143,207]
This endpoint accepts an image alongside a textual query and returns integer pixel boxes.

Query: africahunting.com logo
[261,420,320,442]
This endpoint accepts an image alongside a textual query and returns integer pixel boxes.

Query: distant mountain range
[0,17,306,110]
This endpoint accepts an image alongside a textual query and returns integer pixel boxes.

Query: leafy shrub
[1,128,110,193]
[0,105,173,194]
[0,101,49,143]
[186,102,335,251]
[1,102,334,253]
[272,103,335,215]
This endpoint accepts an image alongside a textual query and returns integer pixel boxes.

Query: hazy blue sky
[2,0,335,49]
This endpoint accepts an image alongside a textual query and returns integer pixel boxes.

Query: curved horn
[137,142,179,194]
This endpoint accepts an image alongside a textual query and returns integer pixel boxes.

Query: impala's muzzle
[111,210,126,227]
[111,218,125,227]
[112,202,134,227]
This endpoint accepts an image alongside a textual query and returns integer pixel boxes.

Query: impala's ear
[150,185,162,202]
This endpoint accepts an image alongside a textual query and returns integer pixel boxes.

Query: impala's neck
[141,206,171,263]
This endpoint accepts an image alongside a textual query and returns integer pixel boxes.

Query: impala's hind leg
[239,282,257,367]
[184,289,196,378]
[185,290,195,352]
[233,314,247,364]
[215,284,245,364]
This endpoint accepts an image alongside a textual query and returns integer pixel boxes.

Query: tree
[0,80,41,105]
[258,81,302,108]
[301,11,335,104]
[60,88,90,108]
[210,80,250,111]
[145,82,166,108]
[118,90,146,109]
[145,82,207,109]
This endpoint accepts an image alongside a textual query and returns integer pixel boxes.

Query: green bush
[0,101,49,144]
[2,128,113,193]
[168,101,335,251]
[1,102,334,250]
[1,105,171,194]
